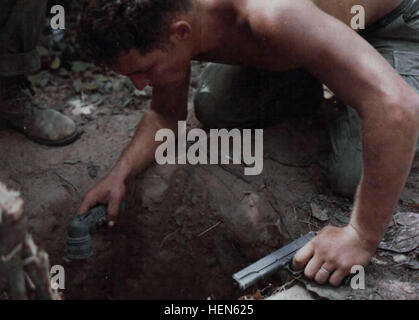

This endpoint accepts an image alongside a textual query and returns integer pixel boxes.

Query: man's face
[112,45,191,90]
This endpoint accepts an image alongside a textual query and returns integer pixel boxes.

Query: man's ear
[170,20,192,41]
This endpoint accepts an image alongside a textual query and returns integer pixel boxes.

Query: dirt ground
[0,54,418,300]
[1,6,419,297]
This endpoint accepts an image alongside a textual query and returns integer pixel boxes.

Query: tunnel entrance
[60,164,293,300]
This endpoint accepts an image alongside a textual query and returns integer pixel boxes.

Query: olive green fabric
[194,65,324,129]
[194,0,419,197]
[0,0,47,76]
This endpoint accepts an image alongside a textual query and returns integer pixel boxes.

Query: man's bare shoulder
[199,0,305,23]
[235,0,404,32]
[232,0,316,39]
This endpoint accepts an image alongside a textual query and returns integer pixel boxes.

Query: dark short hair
[79,0,192,66]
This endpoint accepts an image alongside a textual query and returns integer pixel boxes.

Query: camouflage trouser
[194,0,419,197]
[0,0,47,76]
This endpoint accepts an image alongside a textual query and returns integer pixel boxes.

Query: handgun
[233,232,316,290]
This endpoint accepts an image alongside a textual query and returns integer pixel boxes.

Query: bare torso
[312,0,403,26]
[193,0,404,70]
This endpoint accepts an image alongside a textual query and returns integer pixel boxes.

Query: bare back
[193,0,404,70]
[312,0,403,26]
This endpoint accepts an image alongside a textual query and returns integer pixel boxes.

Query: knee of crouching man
[194,91,218,128]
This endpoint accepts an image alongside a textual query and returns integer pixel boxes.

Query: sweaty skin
[79,0,419,286]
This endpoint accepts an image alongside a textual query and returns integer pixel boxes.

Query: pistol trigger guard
[285,261,303,276]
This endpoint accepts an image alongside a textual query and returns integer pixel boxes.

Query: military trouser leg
[194,64,323,129]
[0,0,47,76]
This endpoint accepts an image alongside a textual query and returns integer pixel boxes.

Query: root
[0,182,61,300]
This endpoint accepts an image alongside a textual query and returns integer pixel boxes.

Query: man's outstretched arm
[78,66,190,222]
[254,0,419,285]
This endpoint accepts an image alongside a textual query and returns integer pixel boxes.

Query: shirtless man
[78,0,419,286]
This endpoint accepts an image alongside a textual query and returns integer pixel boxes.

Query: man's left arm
[257,0,419,285]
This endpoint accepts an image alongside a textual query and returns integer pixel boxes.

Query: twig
[54,172,79,193]
[1,243,22,262]
[197,221,222,237]
[22,234,58,300]
[24,272,36,290]
[271,275,302,295]
[159,229,179,249]
[0,182,60,300]
[383,261,410,268]
[298,219,320,229]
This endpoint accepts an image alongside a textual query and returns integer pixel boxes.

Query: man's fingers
[314,263,336,284]
[329,268,348,287]
[293,241,314,271]
[304,256,323,279]
[107,195,122,226]
[77,194,98,215]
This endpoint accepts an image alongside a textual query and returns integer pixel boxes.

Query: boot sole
[25,126,84,147]
[1,120,84,147]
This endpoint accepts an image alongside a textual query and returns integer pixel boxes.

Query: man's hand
[77,170,126,225]
[292,225,376,286]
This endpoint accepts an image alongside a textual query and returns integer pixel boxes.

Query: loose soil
[0,61,418,300]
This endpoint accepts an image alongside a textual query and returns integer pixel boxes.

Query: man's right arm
[78,68,190,222]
